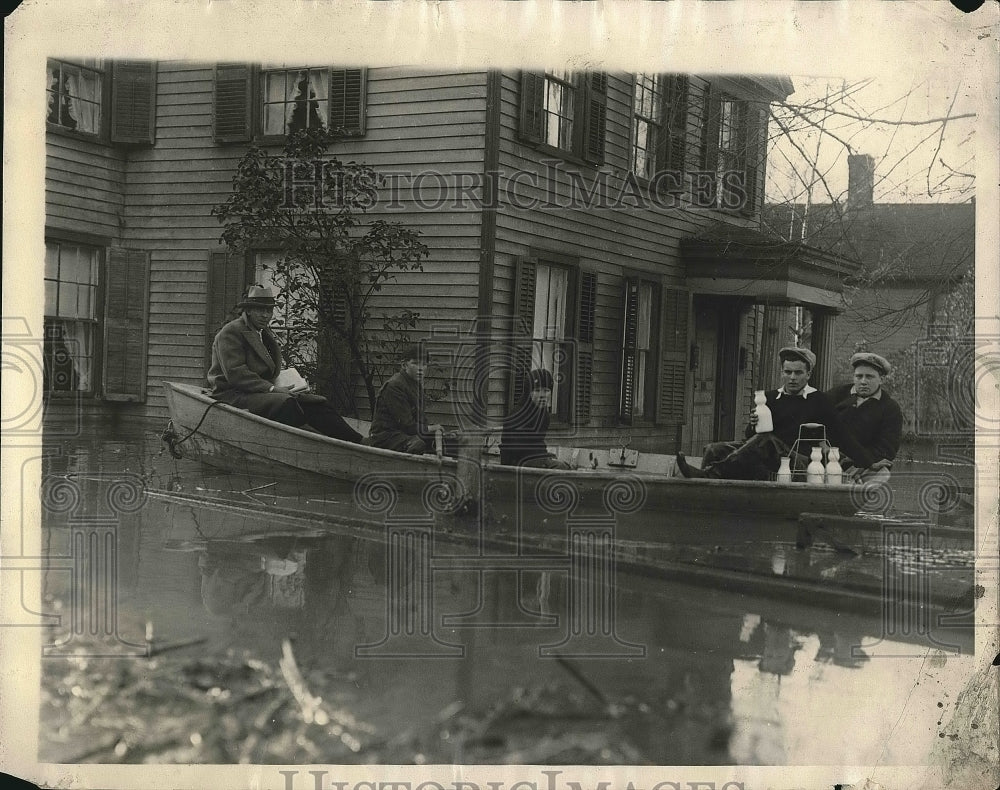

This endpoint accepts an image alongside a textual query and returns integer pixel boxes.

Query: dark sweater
[500,401,552,466]
[744,388,875,469]
[369,371,426,440]
[826,384,903,462]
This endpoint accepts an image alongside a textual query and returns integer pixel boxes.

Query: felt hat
[850,351,891,376]
[778,346,817,371]
[237,285,278,309]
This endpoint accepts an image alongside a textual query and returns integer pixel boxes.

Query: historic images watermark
[277,161,751,213]
[277,770,747,790]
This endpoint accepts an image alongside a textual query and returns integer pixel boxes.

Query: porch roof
[681,222,862,310]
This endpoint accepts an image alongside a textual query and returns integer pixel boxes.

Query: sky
[766,72,979,206]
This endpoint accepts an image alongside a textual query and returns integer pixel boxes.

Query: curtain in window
[531,264,568,412]
[307,69,329,128]
[63,321,93,390]
[66,67,100,133]
[46,66,58,123]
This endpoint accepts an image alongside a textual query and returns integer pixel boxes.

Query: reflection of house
[44,62,860,452]
[764,155,975,383]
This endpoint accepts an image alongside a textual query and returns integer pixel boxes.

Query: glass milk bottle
[806,446,825,485]
[825,447,844,485]
[753,390,773,433]
[776,456,792,483]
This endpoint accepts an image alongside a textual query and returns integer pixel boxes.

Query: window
[252,251,318,368]
[631,73,688,180]
[44,242,100,393]
[44,240,150,400]
[262,66,330,136]
[512,256,597,425]
[46,59,104,136]
[620,279,657,422]
[45,59,157,144]
[699,84,765,213]
[519,71,608,165]
[213,65,367,143]
[542,70,577,151]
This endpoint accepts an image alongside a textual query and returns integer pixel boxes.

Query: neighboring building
[764,154,975,434]
[43,62,860,453]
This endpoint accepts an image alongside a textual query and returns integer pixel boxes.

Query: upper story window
[46,59,104,137]
[699,83,766,214]
[45,59,156,145]
[262,67,330,136]
[519,70,608,165]
[542,70,577,151]
[214,65,367,144]
[631,73,689,181]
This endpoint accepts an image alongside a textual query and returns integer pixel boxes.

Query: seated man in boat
[675,346,874,480]
[369,344,451,454]
[207,285,363,443]
[499,368,571,470]
[826,352,903,477]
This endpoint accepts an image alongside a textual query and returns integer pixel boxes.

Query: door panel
[688,299,719,454]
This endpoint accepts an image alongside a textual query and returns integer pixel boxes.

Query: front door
[688,298,720,454]
[687,297,741,455]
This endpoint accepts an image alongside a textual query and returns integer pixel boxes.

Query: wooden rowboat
[163,381,879,527]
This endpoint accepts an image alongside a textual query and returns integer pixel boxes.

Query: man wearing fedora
[676,346,875,480]
[825,352,903,474]
[207,285,363,443]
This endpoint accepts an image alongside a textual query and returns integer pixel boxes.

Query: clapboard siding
[484,71,760,446]
[109,64,487,418]
[45,134,125,239]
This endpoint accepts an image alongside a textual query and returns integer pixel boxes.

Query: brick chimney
[847,154,875,208]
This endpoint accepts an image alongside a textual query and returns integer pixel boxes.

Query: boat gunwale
[162,381,863,494]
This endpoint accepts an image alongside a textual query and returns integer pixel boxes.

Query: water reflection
[35,432,978,766]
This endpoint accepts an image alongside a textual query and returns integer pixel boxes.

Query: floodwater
[31,425,979,766]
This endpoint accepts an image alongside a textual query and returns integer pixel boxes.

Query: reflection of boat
[163,381,876,522]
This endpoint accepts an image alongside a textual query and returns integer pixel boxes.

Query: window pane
[45,319,93,393]
[62,245,85,283]
[80,284,94,320]
[44,280,58,315]
[58,283,79,318]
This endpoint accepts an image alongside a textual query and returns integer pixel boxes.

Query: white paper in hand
[274,367,309,393]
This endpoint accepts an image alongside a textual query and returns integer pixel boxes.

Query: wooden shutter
[509,257,538,408]
[741,104,766,215]
[581,72,608,165]
[655,286,691,429]
[103,249,150,401]
[330,68,367,136]
[620,280,640,423]
[697,82,720,208]
[110,61,156,144]
[213,63,254,143]
[662,74,689,171]
[205,250,251,369]
[575,270,597,426]
[519,71,545,144]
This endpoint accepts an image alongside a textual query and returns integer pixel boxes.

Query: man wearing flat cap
[207,285,363,443]
[676,346,875,480]
[825,352,903,474]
